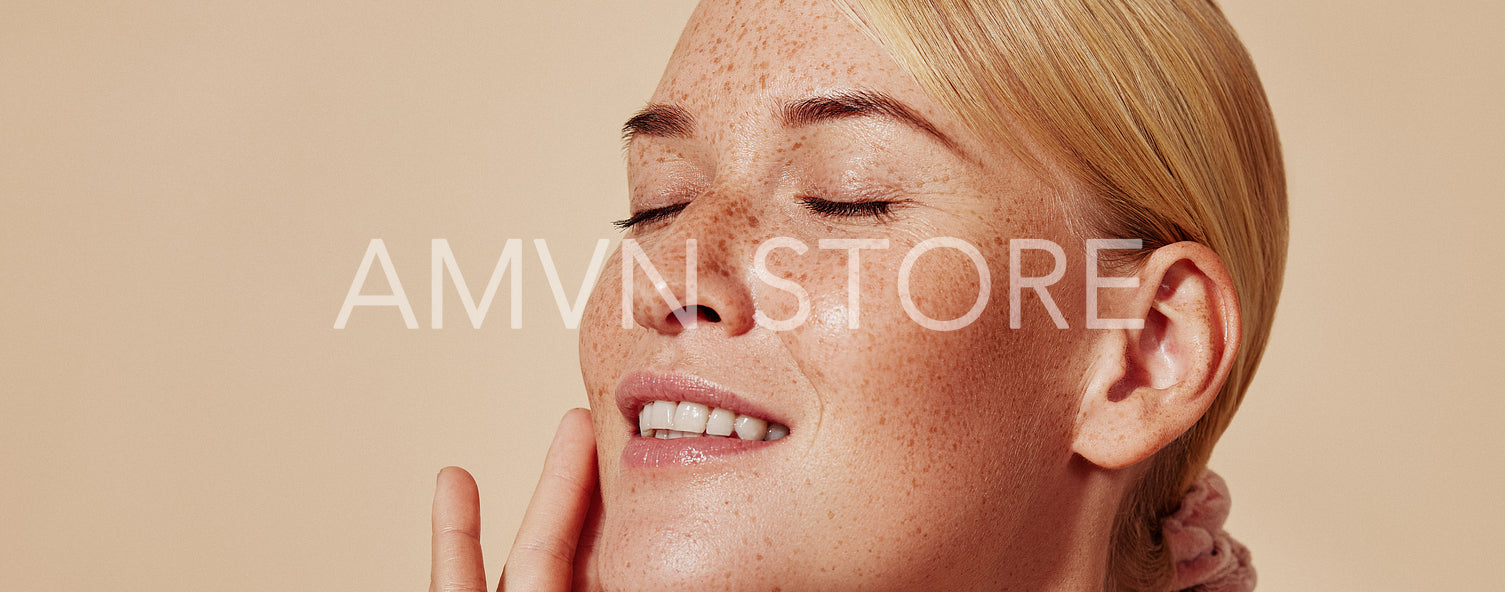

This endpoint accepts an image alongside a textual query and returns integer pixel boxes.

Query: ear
[1071,242,1242,470]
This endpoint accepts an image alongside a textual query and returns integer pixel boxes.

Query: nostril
[669,305,721,325]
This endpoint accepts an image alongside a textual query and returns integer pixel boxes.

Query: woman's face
[579,0,1100,589]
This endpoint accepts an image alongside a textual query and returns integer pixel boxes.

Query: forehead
[643,0,1082,210]
[653,0,943,123]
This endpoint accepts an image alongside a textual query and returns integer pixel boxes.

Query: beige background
[2,1,1501,590]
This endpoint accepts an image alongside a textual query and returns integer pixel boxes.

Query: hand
[429,408,602,592]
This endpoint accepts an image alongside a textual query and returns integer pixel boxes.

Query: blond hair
[831,0,1287,589]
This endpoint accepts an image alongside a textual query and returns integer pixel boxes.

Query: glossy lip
[614,370,787,429]
[614,370,789,469]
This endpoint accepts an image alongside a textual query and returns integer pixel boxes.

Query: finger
[570,480,604,592]
[501,408,598,592]
[431,466,488,592]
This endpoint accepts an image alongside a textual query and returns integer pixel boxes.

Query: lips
[614,371,792,468]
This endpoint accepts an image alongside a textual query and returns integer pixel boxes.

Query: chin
[594,486,793,591]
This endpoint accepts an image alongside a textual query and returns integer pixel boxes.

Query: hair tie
[1161,469,1257,592]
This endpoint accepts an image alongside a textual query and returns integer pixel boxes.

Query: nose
[625,218,757,337]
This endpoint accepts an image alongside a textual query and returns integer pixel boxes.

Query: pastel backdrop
[2,1,1501,590]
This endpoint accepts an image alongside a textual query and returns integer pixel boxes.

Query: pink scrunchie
[1161,469,1257,592]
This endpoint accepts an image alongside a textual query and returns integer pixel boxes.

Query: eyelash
[612,203,688,230]
[612,197,900,230]
[798,196,897,220]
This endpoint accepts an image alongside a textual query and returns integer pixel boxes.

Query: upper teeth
[638,400,789,441]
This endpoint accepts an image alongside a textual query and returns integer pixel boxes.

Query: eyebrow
[621,104,695,143]
[622,89,965,158]
[780,89,962,155]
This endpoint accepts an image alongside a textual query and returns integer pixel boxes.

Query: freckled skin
[578,1,1116,590]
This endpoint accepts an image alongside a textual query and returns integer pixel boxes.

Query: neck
[985,456,1127,592]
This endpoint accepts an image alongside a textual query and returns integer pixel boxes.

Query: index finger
[502,408,598,592]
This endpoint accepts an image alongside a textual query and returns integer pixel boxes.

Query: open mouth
[615,371,794,469]
[637,400,790,441]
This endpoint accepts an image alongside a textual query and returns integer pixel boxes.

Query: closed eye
[799,196,900,221]
[616,196,902,229]
[613,202,689,230]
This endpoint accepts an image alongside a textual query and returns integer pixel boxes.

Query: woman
[431,0,1285,590]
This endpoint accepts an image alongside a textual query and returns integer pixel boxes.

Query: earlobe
[1072,242,1241,470]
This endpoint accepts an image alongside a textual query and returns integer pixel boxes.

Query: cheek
[763,245,1085,552]
[580,253,626,381]
[768,241,1087,424]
